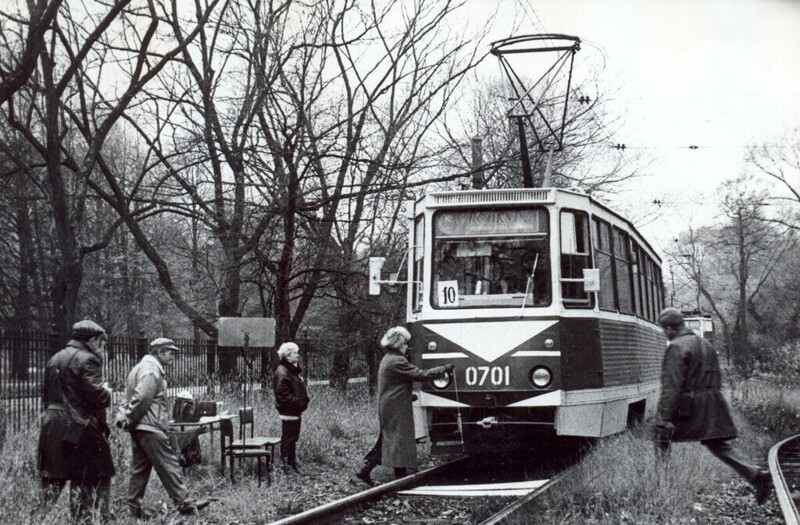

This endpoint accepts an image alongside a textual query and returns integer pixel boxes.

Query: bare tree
[0,0,64,105]
[0,0,218,337]
[747,126,800,229]
[669,178,793,371]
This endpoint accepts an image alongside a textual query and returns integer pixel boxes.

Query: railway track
[769,434,800,524]
[269,445,585,525]
[268,457,471,525]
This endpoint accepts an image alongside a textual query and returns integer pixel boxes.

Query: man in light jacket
[115,338,209,518]
[654,308,771,505]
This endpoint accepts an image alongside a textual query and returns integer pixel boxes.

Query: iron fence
[0,328,372,432]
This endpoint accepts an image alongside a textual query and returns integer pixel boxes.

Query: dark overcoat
[274,359,310,418]
[656,328,737,442]
[377,350,446,469]
[38,340,114,479]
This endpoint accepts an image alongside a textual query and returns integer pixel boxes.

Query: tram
[368,34,666,453]
[373,187,666,453]
[683,311,714,344]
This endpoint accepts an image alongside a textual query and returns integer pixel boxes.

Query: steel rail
[267,456,470,525]
[769,434,800,525]
[477,467,572,525]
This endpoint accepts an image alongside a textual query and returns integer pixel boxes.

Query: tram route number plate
[437,280,459,307]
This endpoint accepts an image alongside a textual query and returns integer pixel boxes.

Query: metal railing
[0,328,372,432]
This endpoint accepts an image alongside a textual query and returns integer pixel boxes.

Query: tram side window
[631,244,645,317]
[638,246,651,321]
[655,265,665,313]
[613,228,634,314]
[592,218,616,310]
[646,259,658,322]
[412,216,424,312]
[560,210,594,307]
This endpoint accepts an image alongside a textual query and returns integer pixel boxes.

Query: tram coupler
[479,416,498,429]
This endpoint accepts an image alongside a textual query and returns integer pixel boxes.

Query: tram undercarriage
[420,389,657,455]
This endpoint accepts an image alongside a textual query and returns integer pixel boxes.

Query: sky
[466,0,800,255]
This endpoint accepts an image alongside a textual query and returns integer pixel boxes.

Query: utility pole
[471,136,484,189]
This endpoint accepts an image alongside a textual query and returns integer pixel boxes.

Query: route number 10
[437,280,459,307]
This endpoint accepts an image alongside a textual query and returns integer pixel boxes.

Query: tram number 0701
[464,366,510,386]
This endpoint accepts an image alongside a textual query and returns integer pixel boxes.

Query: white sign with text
[437,280,459,307]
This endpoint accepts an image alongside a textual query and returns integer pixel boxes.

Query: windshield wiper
[519,252,539,317]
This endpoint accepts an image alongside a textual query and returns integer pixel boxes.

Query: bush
[732,391,800,439]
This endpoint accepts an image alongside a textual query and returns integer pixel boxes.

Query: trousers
[658,437,761,486]
[128,430,188,510]
[36,477,111,522]
[281,419,301,467]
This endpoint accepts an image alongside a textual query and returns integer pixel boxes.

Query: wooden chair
[220,418,271,487]
[233,407,281,467]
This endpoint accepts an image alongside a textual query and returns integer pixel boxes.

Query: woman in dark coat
[274,342,309,472]
[654,308,770,504]
[35,320,115,521]
[353,326,453,486]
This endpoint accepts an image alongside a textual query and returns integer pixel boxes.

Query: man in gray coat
[354,326,453,486]
[654,308,770,504]
[115,338,209,518]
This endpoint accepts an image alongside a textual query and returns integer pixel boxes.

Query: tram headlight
[427,341,438,351]
[544,338,555,349]
[530,367,552,388]
[431,372,452,390]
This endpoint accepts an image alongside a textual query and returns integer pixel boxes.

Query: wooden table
[170,414,237,471]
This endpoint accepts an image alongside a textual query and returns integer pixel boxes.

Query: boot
[352,460,376,487]
[177,498,211,515]
[288,447,300,472]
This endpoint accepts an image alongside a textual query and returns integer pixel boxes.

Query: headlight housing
[530,366,552,388]
[431,372,452,390]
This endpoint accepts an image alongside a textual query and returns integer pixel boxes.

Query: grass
[511,377,795,525]
[0,384,380,524]
[3,377,794,524]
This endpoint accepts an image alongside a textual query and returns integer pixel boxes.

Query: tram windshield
[432,208,551,308]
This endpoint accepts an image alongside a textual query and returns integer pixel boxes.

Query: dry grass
[511,393,779,525]
[0,384,379,523]
[2,379,787,524]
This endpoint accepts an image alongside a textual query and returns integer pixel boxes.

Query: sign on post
[218,317,276,347]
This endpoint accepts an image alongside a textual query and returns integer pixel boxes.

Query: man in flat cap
[654,307,771,504]
[35,320,115,522]
[115,337,209,518]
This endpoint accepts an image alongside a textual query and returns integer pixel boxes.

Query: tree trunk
[329,342,351,391]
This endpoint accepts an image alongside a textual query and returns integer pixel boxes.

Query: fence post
[301,333,310,384]
[49,324,61,357]
[206,339,216,377]
[136,331,147,360]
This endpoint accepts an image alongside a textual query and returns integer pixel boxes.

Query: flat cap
[150,337,180,351]
[71,320,106,338]
[658,307,685,328]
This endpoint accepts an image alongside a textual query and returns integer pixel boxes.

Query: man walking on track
[653,308,771,505]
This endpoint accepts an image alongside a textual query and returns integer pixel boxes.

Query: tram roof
[414,187,661,263]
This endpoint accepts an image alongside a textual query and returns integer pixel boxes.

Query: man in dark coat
[654,308,771,504]
[273,342,310,472]
[35,320,115,522]
[353,326,453,486]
